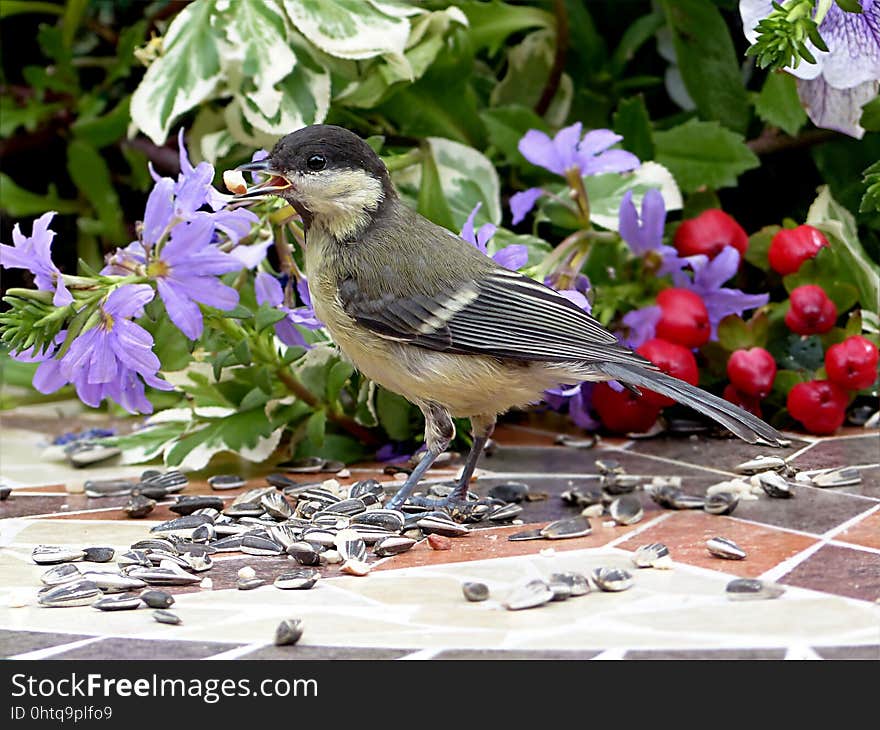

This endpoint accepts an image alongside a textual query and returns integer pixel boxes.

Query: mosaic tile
[50,637,240,660]
[434,648,602,659]
[0,629,91,658]
[834,510,880,550]
[789,434,879,471]
[778,544,880,602]
[626,434,807,473]
[812,645,880,660]
[624,648,786,660]
[240,645,411,660]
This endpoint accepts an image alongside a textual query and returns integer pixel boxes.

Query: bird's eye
[307,154,326,172]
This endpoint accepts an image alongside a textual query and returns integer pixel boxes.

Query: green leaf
[661,0,750,133]
[860,95,880,132]
[653,119,760,193]
[772,369,809,397]
[232,337,252,366]
[415,143,456,230]
[306,409,327,449]
[66,139,124,241]
[326,359,354,403]
[294,433,370,464]
[745,225,780,272]
[582,161,683,231]
[806,186,880,312]
[165,407,277,469]
[296,345,334,400]
[783,247,860,313]
[612,95,654,161]
[835,0,864,12]
[0,95,63,137]
[71,97,131,148]
[0,173,79,216]
[130,0,222,144]
[141,316,193,372]
[754,71,807,137]
[103,423,187,465]
[254,303,287,333]
[458,0,552,55]
[479,105,550,166]
[0,1,62,18]
[61,0,88,48]
[717,315,753,352]
[239,386,270,412]
[376,387,413,441]
[609,11,665,77]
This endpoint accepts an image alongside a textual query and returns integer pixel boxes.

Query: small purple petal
[510,188,544,225]
[255,271,284,307]
[33,358,68,393]
[157,279,204,340]
[557,289,592,314]
[621,305,662,348]
[518,129,565,175]
[580,149,641,176]
[228,237,273,269]
[460,202,481,248]
[103,284,155,319]
[492,244,528,271]
[142,178,175,248]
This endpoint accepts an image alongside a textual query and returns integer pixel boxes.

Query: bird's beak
[232,158,293,199]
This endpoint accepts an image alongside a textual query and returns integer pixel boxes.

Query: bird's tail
[597,362,788,447]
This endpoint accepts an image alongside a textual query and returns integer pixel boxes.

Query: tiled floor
[1,405,878,660]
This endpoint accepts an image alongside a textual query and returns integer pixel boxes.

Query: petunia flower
[460,203,528,270]
[672,246,770,338]
[618,190,689,277]
[0,211,72,307]
[255,272,323,349]
[57,284,172,414]
[740,0,880,138]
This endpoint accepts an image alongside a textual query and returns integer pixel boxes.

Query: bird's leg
[445,415,496,503]
[385,402,454,510]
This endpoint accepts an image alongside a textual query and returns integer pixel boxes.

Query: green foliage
[754,72,807,137]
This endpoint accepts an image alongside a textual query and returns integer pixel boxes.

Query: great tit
[236,125,785,511]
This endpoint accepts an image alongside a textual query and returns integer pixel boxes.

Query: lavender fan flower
[57,285,172,414]
[673,246,770,338]
[255,272,323,349]
[10,332,68,395]
[460,203,528,270]
[741,0,880,138]
[620,305,663,349]
[0,212,72,306]
[618,190,689,277]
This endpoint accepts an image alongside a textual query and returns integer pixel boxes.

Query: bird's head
[235,125,395,240]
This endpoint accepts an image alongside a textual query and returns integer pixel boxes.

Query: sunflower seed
[321,549,343,564]
[208,535,245,553]
[462,582,489,602]
[275,618,304,646]
[40,563,81,586]
[334,529,367,562]
[240,534,285,556]
[319,498,367,517]
[230,487,275,507]
[704,492,739,516]
[726,578,786,601]
[170,496,224,516]
[127,567,201,586]
[504,580,553,610]
[93,594,143,611]
[595,459,625,475]
[351,509,406,532]
[261,492,293,520]
[38,580,101,607]
[736,456,787,475]
[487,482,530,503]
[32,545,85,565]
[237,577,265,590]
[283,457,325,473]
[561,487,602,508]
[300,527,338,547]
[123,495,156,518]
[80,546,114,563]
[80,571,146,593]
[0,486,10,500]
[141,471,188,491]
[507,528,545,542]
[209,474,246,490]
[601,473,641,495]
[550,572,590,596]
[153,609,181,625]
[117,550,152,568]
[706,536,747,560]
[632,543,671,569]
[182,553,213,572]
[310,514,350,530]
[554,434,597,448]
[140,590,174,608]
[68,443,121,468]
[150,515,213,538]
[84,479,136,498]
[811,467,862,488]
[540,516,591,539]
[373,535,416,557]
[416,514,469,537]
[609,495,644,525]
[274,569,319,590]
[348,479,385,500]
[756,471,794,499]
[648,484,682,509]
[487,503,523,521]
[283,541,320,565]
[591,567,633,592]
[144,550,190,568]
[131,538,176,552]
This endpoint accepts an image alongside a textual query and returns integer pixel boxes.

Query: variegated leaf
[130,0,223,144]
[584,161,683,231]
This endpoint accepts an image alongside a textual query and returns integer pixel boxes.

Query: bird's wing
[338,267,652,367]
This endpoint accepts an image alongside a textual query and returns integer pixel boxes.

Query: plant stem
[535,0,569,116]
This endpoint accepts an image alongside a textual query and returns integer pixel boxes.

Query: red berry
[592,382,661,434]
[825,335,879,391]
[726,347,777,398]
[787,380,848,435]
[785,285,837,335]
[655,289,711,348]
[674,209,748,259]
[636,338,699,407]
[722,383,763,418]
[768,225,829,275]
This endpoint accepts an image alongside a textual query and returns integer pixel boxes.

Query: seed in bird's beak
[223,170,247,194]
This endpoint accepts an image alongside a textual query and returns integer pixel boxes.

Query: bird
[235,124,786,511]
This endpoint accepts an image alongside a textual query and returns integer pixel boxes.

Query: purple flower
[147,217,244,340]
[57,285,172,413]
[518,123,640,177]
[460,203,528,270]
[0,212,72,307]
[375,442,415,464]
[510,188,545,225]
[10,332,68,395]
[543,382,600,431]
[620,305,662,349]
[741,0,880,138]
[672,246,770,338]
[255,272,323,348]
[619,189,691,277]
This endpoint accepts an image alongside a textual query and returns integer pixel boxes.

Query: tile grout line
[397,647,443,660]
[8,635,104,661]
[604,512,673,548]
[203,642,269,660]
[759,502,880,583]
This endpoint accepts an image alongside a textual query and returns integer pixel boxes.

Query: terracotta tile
[614,511,817,577]
[372,518,656,572]
[0,495,75,519]
[834,510,880,550]
[790,434,880,471]
[779,544,880,602]
[627,434,807,473]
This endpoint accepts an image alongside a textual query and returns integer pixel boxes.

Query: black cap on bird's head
[234,125,395,236]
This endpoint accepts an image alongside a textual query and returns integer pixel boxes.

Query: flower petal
[510,187,544,225]
[103,284,155,319]
[255,271,284,307]
[492,244,528,271]
[577,129,622,157]
[580,149,641,176]
[142,178,175,248]
[519,129,565,175]
[157,279,203,340]
[460,202,481,248]
[33,359,68,394]
[797,76,879,139]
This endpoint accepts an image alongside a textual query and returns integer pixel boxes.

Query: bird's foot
[404,490,485,523]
